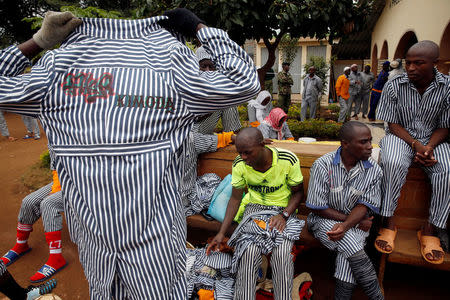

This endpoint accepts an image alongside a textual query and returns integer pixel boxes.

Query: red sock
[30,231,66,282]
[0,223,32,265]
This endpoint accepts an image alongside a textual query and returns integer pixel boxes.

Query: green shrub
[40,150,50,169]
[237,104,248,123]
[287,119,341,140]
[287,103,301,119]
[326,104,340,114]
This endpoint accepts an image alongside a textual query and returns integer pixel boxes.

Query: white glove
[33,11,82,50]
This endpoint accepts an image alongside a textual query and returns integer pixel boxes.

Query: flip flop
[30,262,68,283]
[417,230,444,265]
[292,272,313,300]
[2,248,32,266]
[374,227,397,254]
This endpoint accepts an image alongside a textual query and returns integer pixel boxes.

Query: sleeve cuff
[357,200,380,214]
[306,203,329,210]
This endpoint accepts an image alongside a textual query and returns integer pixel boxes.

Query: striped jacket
[0,16,259,297]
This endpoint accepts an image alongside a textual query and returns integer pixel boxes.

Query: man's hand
[357,216,373,232]
[269,214,286,232]
[414,143,437,166]
[206,232,225,255]
[33,11,82,50]
[326,223,349,241]
[159,8,205,38]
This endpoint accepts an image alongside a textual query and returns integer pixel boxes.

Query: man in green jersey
[207,127,304,300]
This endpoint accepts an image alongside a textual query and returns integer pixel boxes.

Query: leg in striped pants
[234,239,294,300]
[21,116,40,138]
[18,183,53,226]
[380,135,450,228]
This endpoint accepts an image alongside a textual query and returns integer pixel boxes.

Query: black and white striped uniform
[0,260,5,275]
[197,107,242,134]
[377,71,450,229]
[18,183,63,232]
[0,17,259,299]
[181,123,218,214]
[228,203,304,300]
[306,148,382,284]
[18,146,63,232]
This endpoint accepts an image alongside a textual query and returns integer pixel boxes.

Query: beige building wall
[254,38,332,101]
[371,0,450,62]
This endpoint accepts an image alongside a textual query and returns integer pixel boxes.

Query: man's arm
[335,77,342,97]
[268,183,303,232]
[206,187,244,255]
[170,22,260,115]
[326,204,368,241]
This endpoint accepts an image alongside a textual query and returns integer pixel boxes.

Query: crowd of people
[0,8,448,300]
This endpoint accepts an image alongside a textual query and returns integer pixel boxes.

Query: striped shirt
[306,148,382,214]
[377,70,449,144]
[197,107,242,134]
[0,16,259,297]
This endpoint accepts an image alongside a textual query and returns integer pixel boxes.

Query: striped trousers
[18,183,63,232]
[308,215,369,284]
[0,261,5,276]
[379,134,450,228]
[234,239,294,300]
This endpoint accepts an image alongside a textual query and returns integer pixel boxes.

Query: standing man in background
[348,64,362,120]
[277,62,294,114]
[359,65,375,119]
[301,66,323,121]
[336,67,351,123]
[368,61,390,121]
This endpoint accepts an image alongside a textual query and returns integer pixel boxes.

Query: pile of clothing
[185,173,222,216]
[186,247,235,300]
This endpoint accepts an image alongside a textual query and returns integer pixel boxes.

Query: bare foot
[8,136,17,142]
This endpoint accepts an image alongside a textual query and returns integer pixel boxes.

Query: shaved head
[339,121,370,142]
[235,127,263,148]
[407,40,440,61]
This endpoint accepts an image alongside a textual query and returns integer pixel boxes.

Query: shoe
[23,134,33,139]
[2,248,32,266]
[30,262,68,283]
[25,279,57,300]
[362,114,366,119]
[369,118,375,122]
[34,135,40,140]
[351,114,357,118]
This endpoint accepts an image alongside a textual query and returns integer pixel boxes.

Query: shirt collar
[333,147,373,169]
[73,16,168,39]
[398,67,446,85]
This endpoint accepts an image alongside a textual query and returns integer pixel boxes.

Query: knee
[21,196,37,212]
[242,245,260,260]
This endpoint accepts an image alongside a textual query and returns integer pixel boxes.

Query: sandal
[2,248,32,266]
[417,230,444,265]
[374,227,397,254]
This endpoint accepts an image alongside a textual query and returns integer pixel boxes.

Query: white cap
[344,66,351,72]
[196,46,212,62]
[390,60,400,69]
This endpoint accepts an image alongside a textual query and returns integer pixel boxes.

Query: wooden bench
[188,142,450,283]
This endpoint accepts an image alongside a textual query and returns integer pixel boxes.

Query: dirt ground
[1,112,449,299]
[0,112,89,298]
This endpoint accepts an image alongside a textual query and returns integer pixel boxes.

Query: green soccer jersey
[232,147,303,222]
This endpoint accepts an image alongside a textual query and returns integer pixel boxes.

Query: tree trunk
[257,32,284,90]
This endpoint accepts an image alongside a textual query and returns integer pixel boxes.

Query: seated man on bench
[306,121,384,300]
[375,41,449,264]
[206,127,304,300]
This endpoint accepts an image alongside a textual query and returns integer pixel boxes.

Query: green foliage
[279,34,298,64]
[40,150,51,169]
[186,0,372,45]
[303,56,330,95]
[60,5,123,18]
[237,104,248,123]
[287,119,341,140]
[327,104,340,114]
[287,103,301,119]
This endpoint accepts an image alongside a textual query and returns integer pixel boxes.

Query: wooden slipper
[374,227,397,254]
[417,230,444,265]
